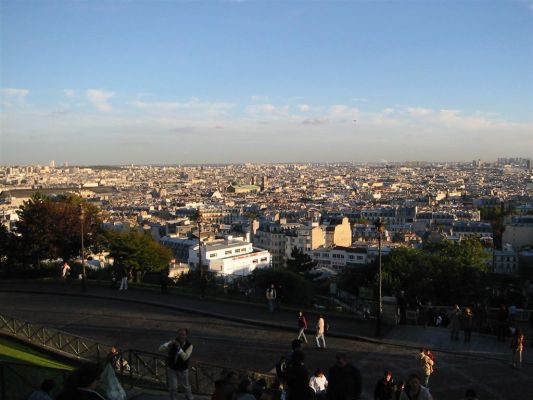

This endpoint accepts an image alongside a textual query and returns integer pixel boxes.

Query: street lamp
[375,219,385,337]
[80,207,87,293]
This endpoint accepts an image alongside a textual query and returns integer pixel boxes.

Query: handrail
[0,313,274,395]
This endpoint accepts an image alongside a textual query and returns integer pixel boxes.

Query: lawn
[0,336,74,370]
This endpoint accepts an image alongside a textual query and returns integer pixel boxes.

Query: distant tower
[49,160,55,168]
[251,176,256,185]
[527,159,531,170]
[261,176,268,191]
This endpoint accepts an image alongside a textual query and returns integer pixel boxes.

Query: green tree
[480,205,507,249]
[102,230,173,282]
[15,194,100,266]
[286,246,317,275]
[382,238,490,305]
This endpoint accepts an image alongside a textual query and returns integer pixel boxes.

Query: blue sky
[1,0,532,165]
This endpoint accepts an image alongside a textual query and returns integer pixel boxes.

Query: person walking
[510,328,525,368]
[448,305,461,341]
[399,374,432,400]
[327,352,362,400]
[159,328,194,400]
[462,307,474,343]
[418,348,434,388]
[285,350,312,400]
[266,284,277,313]
[297,311,308,344]
[315,315,326,349]
[374,371,395,400]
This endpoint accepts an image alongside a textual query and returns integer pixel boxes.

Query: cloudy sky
[1,0,532,165]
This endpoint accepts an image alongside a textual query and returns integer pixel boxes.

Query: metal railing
[0,313,274,395]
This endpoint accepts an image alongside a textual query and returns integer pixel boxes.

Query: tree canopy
[102,230,173,282]
[382,237,490,305]
[13,193,100,266]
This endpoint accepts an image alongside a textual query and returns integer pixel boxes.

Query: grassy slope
[0,336,74,370]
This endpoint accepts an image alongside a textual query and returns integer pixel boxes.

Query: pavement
[0,279,530,364]
[0,280,532,400]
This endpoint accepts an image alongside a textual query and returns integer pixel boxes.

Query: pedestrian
[327,352,362,400]
[61,261,71,281]
[394,381,405,400]
[462,307,474,343]
[447,305,461,341]
[297,311,308,344]
[315,315,326,349]
[56,363,107,400]
[510,328,525,369]
[266,284,277,313]
[496,304,509,342]
[285,350,312,400]
[399,374,432,400]
[119,266,129,291]
[28,379,54,400]
[374,370,395,400]
[418,348,434,388]
[309,369,327,400]
[159,328,194,400]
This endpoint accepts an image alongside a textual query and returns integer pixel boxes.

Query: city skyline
[1,1,532,165]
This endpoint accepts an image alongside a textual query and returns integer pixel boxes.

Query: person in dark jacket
[285,350,313,400]
[374,370,395,400]
[159,328,194,400]
[297,311,308,343]
[327,352,362,400]
[56,363,107,400]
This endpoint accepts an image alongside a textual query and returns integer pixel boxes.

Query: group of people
[297,311,327,349]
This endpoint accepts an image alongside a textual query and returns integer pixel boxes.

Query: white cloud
[383,108,394,114]
[302,118,329,125]
[1,88,29,98]
[298,104,310,112]
[245,103,289,116]
[63,89,76,98]
[87,89,115,112]
[1,88,29,108]
[133,98,234,116]
[407,107,433,117]
[352,97,369,103]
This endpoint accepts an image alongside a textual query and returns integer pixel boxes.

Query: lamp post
[80,207,87,293]
[375,219,385,337]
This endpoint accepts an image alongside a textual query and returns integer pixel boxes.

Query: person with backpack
[159,328,194,400]
[297,311,308,344]
[315,315,326,349]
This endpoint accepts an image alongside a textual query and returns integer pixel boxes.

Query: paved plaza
[0,281,531,399]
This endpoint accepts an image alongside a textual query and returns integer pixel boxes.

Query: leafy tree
[102,230,173,282]
[480,205,508,249]
[15,194,100,266]
[382,237,490,305]
[286,246,317,275]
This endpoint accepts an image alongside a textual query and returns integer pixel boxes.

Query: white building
[188,236,271,277]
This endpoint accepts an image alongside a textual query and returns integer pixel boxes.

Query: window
[253,259,258,264]
[209,253,217,258]
[225,250,232,255]
[235,249,240,253]
[260,257,267,262]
